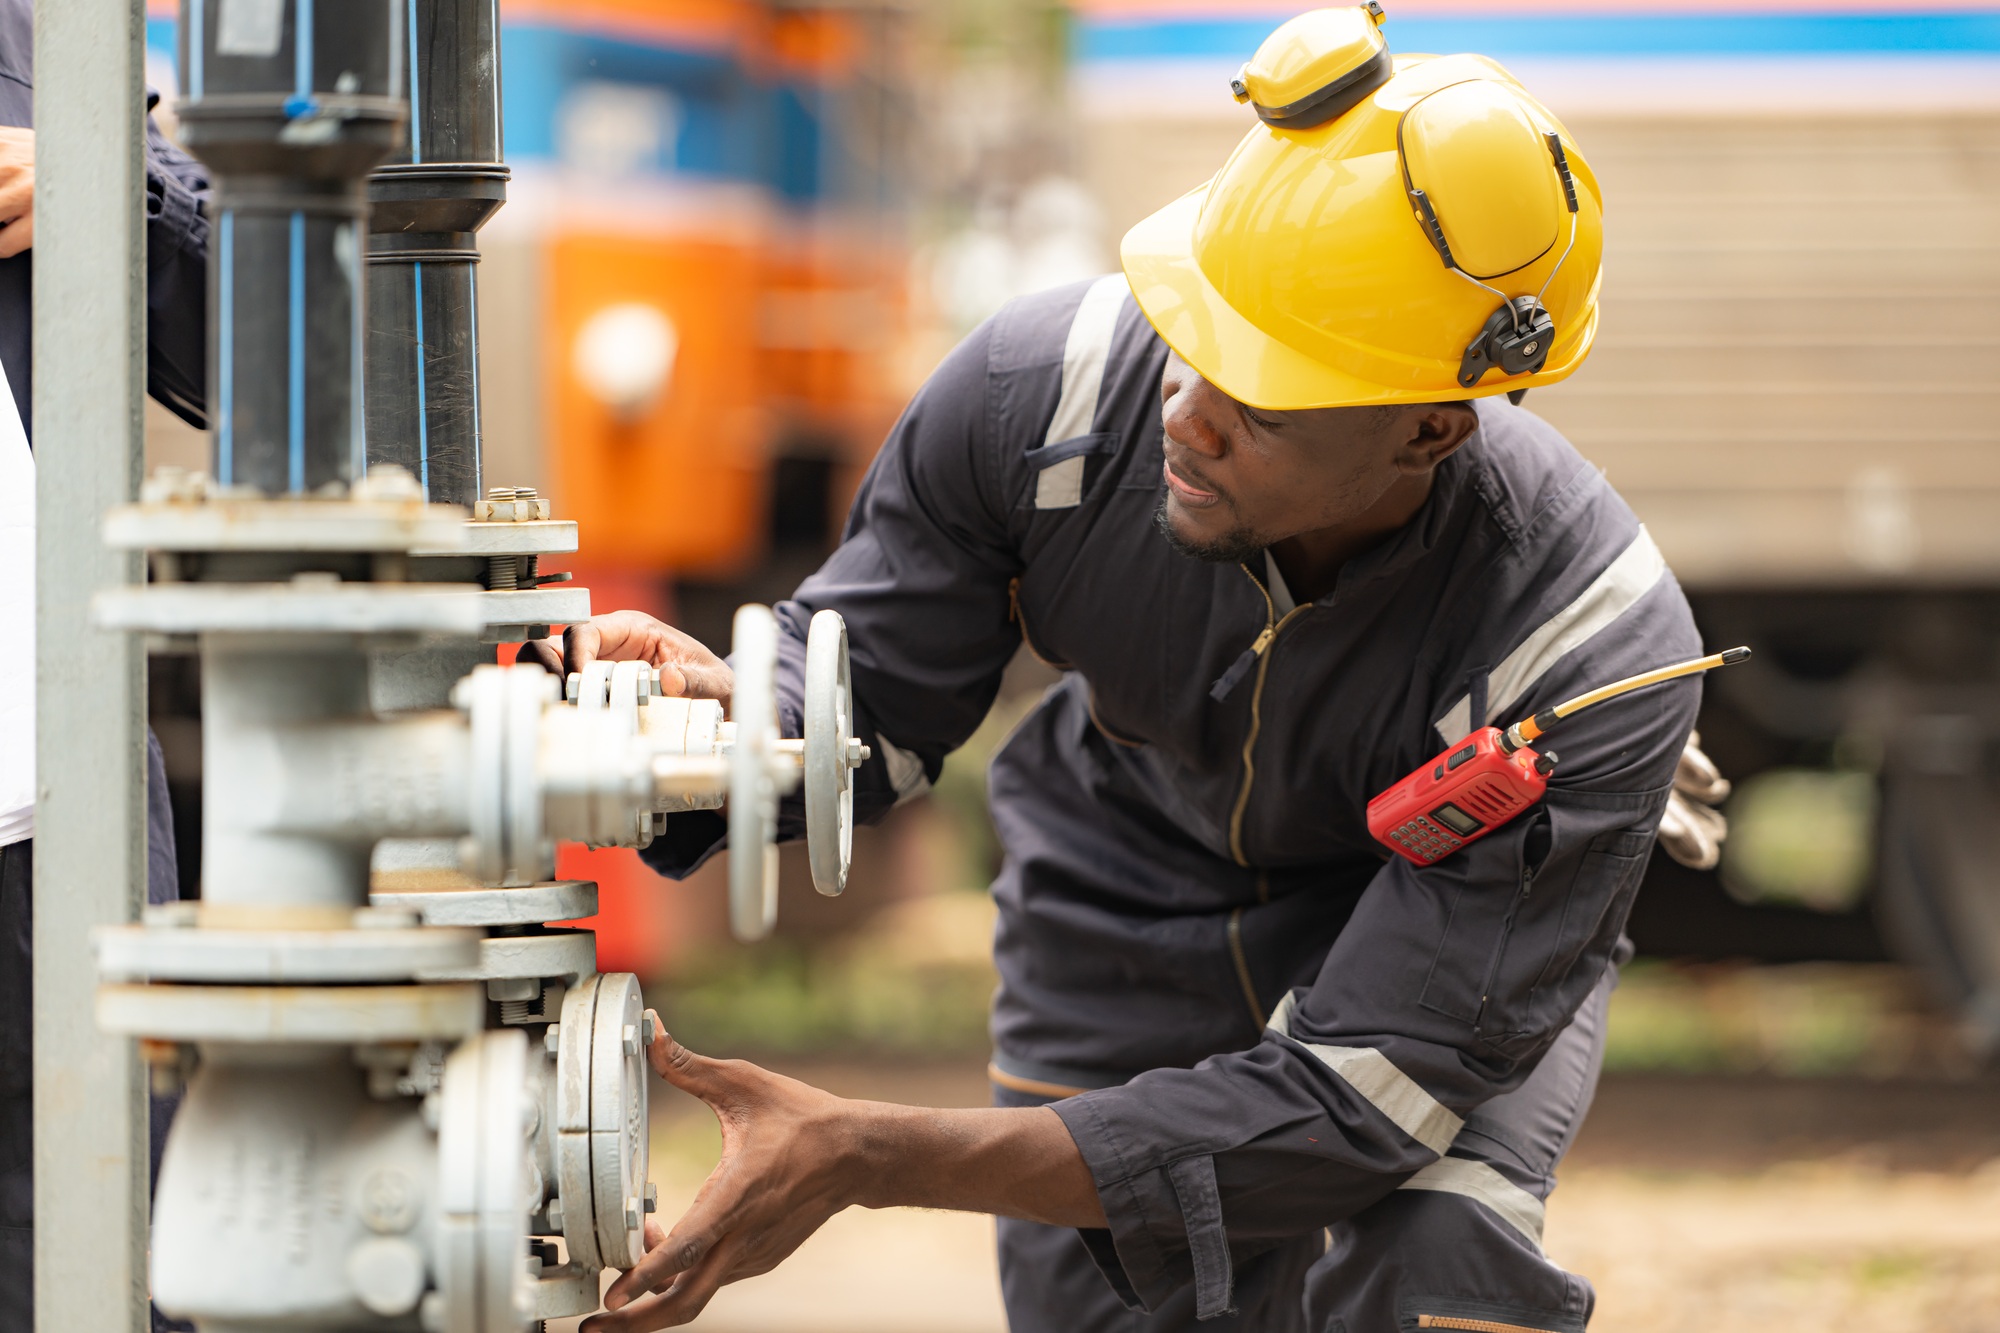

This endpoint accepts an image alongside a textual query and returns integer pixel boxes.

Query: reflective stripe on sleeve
[1266,990,1463,1157]
[1035,273,1129,510]
[1435,526,1667,745]
[1398,1157,1547,1249]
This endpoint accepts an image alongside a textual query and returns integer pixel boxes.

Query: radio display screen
[1430,802,1484,836]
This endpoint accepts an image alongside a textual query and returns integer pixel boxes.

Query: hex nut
[488,976,540,1003]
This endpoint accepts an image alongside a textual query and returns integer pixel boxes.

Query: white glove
[1657,731,1731,870]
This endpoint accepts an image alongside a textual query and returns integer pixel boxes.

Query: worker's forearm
[844,1103,1107,1228]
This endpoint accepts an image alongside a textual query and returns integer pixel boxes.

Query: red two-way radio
[1367,647,1751,866]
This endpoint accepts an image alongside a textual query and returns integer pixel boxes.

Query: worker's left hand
[522,610,734,712]
[582,1013,860,1330]
[0,126,33,258]
[1656,731,1731,870]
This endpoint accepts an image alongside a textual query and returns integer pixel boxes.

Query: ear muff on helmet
[1230,4,1391,130]
[1398,83,1583,390]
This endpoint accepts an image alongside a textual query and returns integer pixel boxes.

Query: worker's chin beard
[1153,496,1264,565]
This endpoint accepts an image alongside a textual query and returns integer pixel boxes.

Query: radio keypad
[1392,815,1463,862]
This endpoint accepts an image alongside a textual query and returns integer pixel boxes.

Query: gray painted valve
[563,606,870,940]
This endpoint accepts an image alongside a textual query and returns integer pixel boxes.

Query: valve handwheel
[805,609,864,897]
[726,605,784,941]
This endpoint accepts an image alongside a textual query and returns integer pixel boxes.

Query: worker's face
[1155,351,1480,563]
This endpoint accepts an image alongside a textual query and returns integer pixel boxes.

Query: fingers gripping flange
[804,609,861,897]
[727,605,784,941]
[590,972,650,1269]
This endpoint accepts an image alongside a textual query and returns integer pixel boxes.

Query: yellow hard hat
[1122,6,1604,410]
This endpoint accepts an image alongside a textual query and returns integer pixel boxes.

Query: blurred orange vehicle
[477,0,913,585]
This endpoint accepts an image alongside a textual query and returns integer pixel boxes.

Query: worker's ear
[1393,402,1479,475]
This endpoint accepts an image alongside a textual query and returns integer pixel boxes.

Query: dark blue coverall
[645,278,1700,1331]
[0,0,209,1322]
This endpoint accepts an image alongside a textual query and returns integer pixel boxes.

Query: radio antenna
[1500,646,1751,752]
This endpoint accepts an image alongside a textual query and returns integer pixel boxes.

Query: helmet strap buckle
[1458,296,1555,389]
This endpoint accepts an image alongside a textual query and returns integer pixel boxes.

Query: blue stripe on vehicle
[1075,12,2000,62]
[499,23,746,173]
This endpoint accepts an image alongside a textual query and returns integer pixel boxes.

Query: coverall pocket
[1509,826,1654,1045]
[1417,814,1540,1027]
[1478,811,1658,1060]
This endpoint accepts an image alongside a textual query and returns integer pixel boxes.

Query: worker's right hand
[523,610,734,711]
[0,126,34,259]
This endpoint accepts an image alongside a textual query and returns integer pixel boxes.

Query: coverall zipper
[1416,1317,1563,1333]
[1473,858,1538,1027]
[1225,907,1263,1031]
[1227,563,1311,866]
[1009,576,1072,670]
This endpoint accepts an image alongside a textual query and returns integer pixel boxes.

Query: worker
[538,12,1729,1331]
[0,0,209,1324]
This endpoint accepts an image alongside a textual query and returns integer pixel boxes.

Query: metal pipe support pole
[31,0,151,1326]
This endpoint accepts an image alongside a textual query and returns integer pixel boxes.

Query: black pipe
[364,0,507,506]
[178,0,405,496]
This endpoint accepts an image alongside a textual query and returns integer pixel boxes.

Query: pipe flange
[93,582,487,637]
[554,975,605,1271]
[418,930,597,986]
[97,982,486,1043]
[96,923,481,983]
[476,586,591,627]
[102,491,468,553]
[436,1029,533,1333]
[590,973,650,1269]
[552,973,651,1271]
[413,520,580,557]
[372,880,599,927]
[459,665,559,886]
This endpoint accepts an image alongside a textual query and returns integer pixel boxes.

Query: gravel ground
[553,1062,2000,1332]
